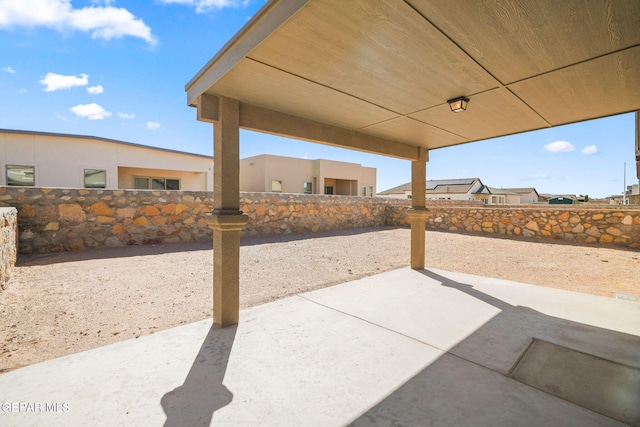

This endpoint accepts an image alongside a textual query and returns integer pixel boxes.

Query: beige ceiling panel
[249,0,499,115]
[360,117,468,149]
[509,47,640,126]
[409,88,550,141]
[208,58,398,130]
[414,0,640,85]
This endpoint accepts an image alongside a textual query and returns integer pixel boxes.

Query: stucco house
[379,179,538,205]
[240,154,376,196]
[0,129,213,191]
[378,178,485,200]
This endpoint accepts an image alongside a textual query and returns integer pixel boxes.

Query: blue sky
[0,0,637,199]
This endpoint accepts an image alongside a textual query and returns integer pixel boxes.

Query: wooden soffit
[187,0,640,159]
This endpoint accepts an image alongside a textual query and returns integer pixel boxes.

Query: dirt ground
[1,227,638,373]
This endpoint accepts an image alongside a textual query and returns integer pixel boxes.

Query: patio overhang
[188,0,640,151]
[187,0,640,326]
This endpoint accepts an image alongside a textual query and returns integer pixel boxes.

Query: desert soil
[1,227,638,373]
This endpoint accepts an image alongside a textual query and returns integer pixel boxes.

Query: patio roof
[187,0,640,159]
[187,0,640,327]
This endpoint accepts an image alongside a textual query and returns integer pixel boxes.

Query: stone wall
[0,187,213,254]
[0,187,638,254]
[385,204,640,249]
[0,207,18,289]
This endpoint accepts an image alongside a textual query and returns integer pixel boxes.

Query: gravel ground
[1,227,638,373]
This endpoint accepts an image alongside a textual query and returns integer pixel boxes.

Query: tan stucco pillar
[206,96,248,327]
[407,147,429,270]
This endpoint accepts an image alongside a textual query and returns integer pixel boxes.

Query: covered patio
[188,0,640,327]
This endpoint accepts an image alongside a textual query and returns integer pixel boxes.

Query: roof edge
[185,0,309,106]
[0,128,212,159]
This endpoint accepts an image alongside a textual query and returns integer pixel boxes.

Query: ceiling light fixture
[447,96,469,113]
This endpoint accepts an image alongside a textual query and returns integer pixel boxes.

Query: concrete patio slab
[0,267,638,426]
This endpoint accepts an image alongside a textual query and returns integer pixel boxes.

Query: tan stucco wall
[240,154,376,196]
[0,131,213,191]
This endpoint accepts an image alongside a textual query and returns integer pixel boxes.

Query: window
[362,186,367,196]
[134,177,150,189]
[84,169,106,188]
[303,182,312,194]
[369,186,373,197]
[134,176,180,190]
[6,165,35,186]
[271,180,282,192]
[325,186,334,195]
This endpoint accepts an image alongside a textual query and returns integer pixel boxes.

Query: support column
[205,96,248,327]
[407,147,429,270]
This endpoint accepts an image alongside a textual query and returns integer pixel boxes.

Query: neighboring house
[548,195,577,205]
[379,178,489,201]
[0,129,213,191]
[379,179,540,205]
[485,187,521,205]
[502,187,540,204]
[239,154,376,196]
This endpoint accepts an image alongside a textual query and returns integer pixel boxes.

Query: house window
[362,186,367,196]
[325,186,334,195]
[271,180,282,192]
[303,182,312,194]
[134,177,149,189]
[166,179,180,190]
[84,169,106,188]
[6,165,35,186]
[134,176,180,190]
[369,186,373,197]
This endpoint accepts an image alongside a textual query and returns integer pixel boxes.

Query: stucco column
[206,96,248,327]
[407,147,429,270]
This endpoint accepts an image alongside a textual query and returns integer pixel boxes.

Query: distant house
[379,178,488,201]
[502,187,540,204]
[0,129,213,191]
[548,195,577,205]
[379,178,539,205]
[239,154,376,196]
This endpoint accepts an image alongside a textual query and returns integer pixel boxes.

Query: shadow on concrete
[351,269,640,426]
[161,324,237,427]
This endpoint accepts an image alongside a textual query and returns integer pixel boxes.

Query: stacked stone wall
[0,187,638,254]
[386,204,640,248]
[0,207,17,289]
[0,187,214,254]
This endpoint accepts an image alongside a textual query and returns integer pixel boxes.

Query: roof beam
[196,94,421,161]
[239,102,420,160]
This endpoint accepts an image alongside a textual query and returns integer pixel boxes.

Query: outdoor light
[447,96,469,113]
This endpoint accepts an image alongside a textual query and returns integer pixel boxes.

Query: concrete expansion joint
[297,294,443,352]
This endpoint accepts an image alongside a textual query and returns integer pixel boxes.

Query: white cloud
[70,103,112,120]
[40,72,88,91]
[543,140,575,153]
[581,145,598,155]
[117,111,135,119]
[86,84,104,94]
[0,0,156,45]
[56,113,72,122]
[161,0,248,13]
[2,66,15,73]
[521,173,551,181]
[146,121,161,129]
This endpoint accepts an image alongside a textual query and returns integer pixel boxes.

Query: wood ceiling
[187,0,640,156]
